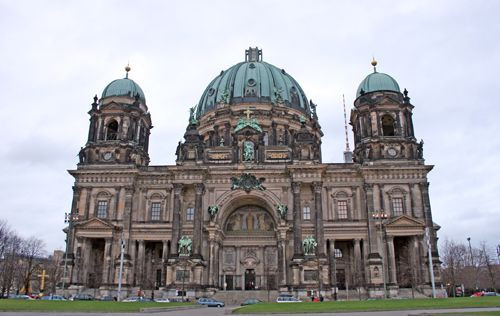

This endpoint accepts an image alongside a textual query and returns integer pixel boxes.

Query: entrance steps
[212,290,280,305]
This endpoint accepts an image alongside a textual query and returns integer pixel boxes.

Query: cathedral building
[63,48,444,299]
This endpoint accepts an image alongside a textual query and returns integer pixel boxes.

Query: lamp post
[467,237,477,290]
[372,211,387,299]
[62,211,78,297]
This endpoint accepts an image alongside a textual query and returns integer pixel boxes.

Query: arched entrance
[220,205,278,291]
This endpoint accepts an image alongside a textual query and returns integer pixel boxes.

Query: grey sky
[0,0,499,253]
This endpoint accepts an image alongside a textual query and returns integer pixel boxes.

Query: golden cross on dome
[244,107,253,119]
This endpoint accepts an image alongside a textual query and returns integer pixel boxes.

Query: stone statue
[189,107,198,125]
[178,236,192,256]
[219,136,225,146]
[417,139,424,159]
[302,236,318,255]
[219,89,230,104]
[78,147,87,163]
[276,204,288,220]
[273,87,284,104]
[243,141,254,161]
[208,205,219,220]
[175,141,182,160]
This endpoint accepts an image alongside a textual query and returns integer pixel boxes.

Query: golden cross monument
[244,107,253,119]
[38,270,49,292]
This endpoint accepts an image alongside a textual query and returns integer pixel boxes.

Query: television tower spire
[343,94,353,163]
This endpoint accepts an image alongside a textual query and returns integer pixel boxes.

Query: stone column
[411,183,423,218]
[329,239,336,288]
[123,187,134,239]
[97,117,103,140]
[193,183,205,257]
[137,240,145,287]
[214,242,220,287]
[69,186,81,253]
[312,182,325,255]
[420,183,438,255]
[364,184,378,253]
[208,240,215,286]
[162,240,168,287]
[387,236,397,284]
[171,184,183,254]
[102,238,112,285]
[292,182,303,256]
[353,238,362,284]
[81,238,92,286]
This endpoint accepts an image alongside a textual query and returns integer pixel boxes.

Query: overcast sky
[0,0,499,254]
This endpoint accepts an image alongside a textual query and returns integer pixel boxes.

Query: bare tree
[478,242,497,292]
[19,237,46,294]
[45,251,64,294]
[440,238,468,297]
[0,233,23,296]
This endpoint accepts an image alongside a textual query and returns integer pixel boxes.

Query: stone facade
[63,48,444,299]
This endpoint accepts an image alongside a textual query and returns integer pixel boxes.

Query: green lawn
[0,300,194,312]
[233,297,500,314]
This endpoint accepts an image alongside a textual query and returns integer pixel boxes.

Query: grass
[0,300,195,312]
[233,297,500,314]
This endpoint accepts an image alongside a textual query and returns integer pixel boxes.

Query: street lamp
[372,211,388,299]
[62,211,78,297]
[467,237,477,290]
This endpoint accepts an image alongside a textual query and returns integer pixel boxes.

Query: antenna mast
[343,94,353,163]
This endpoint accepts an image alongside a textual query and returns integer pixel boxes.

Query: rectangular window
[176,270,190,282]
[392,197,404,216]
[97,200,108,218]
[186,207,194,221]
[337,200,348,219]
[304,270,317,281]
[303,206,311,220]
[151,202,161,221]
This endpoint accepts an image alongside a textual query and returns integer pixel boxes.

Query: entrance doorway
[245,269,256,290]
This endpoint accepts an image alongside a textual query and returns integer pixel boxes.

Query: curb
[141,305,205,313]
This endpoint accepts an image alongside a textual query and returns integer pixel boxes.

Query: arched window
[381,114,395,136]
[106,120,119,140]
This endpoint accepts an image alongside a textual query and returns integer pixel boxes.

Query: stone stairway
[212,290,280,305]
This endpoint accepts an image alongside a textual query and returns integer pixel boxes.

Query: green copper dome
[196,48,310,117]
[101,76,146,102]
[356,71,400,97]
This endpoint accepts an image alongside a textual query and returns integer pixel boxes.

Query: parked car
[9,294,32,300]
[154,298,170,303]
[483,292,499,296]
[197,297,225,307]
[241,298,262,306]
[276,295,301,303]
[41,295,66,301]
[122,296,152,302]
[100,296,115,301]
[70,293,94,301]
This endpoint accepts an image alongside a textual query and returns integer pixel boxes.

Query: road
[1,306,500,316]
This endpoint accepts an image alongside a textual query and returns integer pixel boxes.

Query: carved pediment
[385,215,425,228]
[76,217,115,230]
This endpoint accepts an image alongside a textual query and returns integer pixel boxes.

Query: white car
[154,298,170,303]
[276,295,302,303]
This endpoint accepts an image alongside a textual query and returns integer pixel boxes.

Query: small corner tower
[350,59,422,164]
[78,65,152,166]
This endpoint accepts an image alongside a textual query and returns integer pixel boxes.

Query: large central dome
[196,47,310,118]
